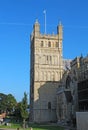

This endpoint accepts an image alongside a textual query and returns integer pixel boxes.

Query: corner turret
[57,21,63,40]
[33,19,40,36]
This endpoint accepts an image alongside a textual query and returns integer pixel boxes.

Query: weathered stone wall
[76,112,88,130]
[33,81,59,122]
[30,20,63,122]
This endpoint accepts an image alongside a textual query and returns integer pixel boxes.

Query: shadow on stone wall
[33,81,59,123]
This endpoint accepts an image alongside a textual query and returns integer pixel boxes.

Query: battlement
[31,19,63,40]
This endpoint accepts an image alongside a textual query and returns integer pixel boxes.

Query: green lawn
[0,123,64,130]
[28,125,64,130]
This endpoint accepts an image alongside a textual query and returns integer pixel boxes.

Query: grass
[28,124,64,130]
[0,123,64,130]
[0,123,21,128]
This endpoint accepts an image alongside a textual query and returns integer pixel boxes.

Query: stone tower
[30,20,63,122]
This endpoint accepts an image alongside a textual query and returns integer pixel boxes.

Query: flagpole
[43,10,46,34]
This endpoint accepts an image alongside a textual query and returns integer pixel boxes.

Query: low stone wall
[76,112,88,130]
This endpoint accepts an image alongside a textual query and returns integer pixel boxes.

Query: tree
[6,94,17,113]
[0,93,7,113]
[0,93,17,114]
[20,92,28,128]
[14,102,22,121]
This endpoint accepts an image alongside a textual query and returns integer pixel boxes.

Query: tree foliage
[20,92,28,120]
[0,92,29,127]
[14,92,29,125]
[0,93,7,113]
[14,102,22,120]
[6,94,17,112]
[0,93,17,114]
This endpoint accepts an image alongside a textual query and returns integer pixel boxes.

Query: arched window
[56,42,58,47]
[41,41,43,47]
[48,41,51,47]
[48,102,51,109]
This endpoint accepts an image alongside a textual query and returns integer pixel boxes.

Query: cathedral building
[30,20,63,122]
[57,55,88,126]
[30,20,88,126]
[57,57,79,124]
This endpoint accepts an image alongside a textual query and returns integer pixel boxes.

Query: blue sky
[0,0,88,102]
